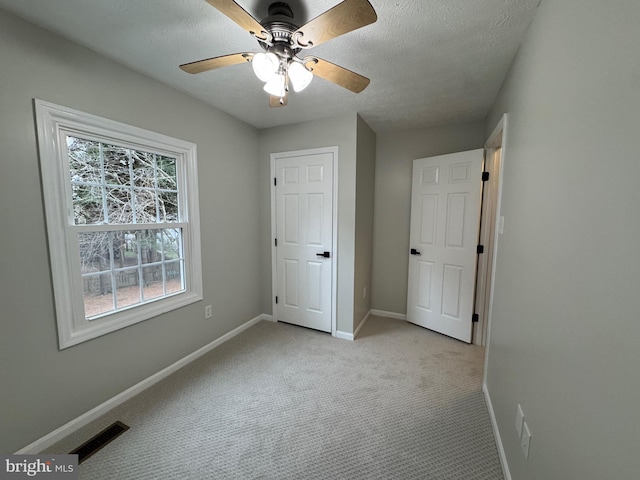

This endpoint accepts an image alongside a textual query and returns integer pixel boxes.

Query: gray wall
[353,116,376,331]
[370,123,485,314]
[258,115,358,334]
[0,9,262,453]
[484,0,640,478]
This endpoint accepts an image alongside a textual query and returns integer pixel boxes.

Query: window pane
[115,268,142,310]
[68,137,101,184]
[162,228,182,260]
[103,144,130,187]
[83,273,115,319]
[143,265,164,301]
[159,191,179,222]
[112,231,132,269]
[78,232,111,274]
[77,229,185,314]
[72,184,104,225]
[106,187,133,224]
[134,188,158,224]
[138,230,161,265]
[132,151,156,189]
[157,156,177,190]
[165,260,184,294]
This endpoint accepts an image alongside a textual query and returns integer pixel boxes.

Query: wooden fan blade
[305,57,370,93]
[180,53,253,74]
[269,94,288,108]
[205,0,267,39]
[292,0,377,49]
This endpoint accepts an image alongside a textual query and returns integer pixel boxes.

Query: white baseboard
[354,310,371,339]
[483,383,512,480]
[16,313,269,454]
[370,309,407,321]
[336,309,373,341]
[335,330,354,341]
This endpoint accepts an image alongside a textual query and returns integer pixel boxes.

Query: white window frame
[35,99,203,349]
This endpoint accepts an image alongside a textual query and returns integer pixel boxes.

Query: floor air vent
[70,421,129,463]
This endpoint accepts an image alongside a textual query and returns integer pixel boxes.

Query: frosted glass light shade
[288,61,313,92]
[252,52,279,82]
[263,73,286,97]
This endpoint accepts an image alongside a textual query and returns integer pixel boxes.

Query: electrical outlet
[205,305,212,319]
[521,421,532,460]
[515,404,525,438]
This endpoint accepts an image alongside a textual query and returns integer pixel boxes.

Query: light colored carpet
[47,316,504,479]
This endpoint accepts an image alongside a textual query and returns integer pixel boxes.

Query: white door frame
[270,146,339,336]
[481,114,507,357]
[472,119,506,346]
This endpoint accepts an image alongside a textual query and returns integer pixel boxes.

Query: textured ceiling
[0,0,540,132]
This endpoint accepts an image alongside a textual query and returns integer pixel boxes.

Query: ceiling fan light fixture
[263,73,287,97]
[288,61,313,92]
[252,52,279,82]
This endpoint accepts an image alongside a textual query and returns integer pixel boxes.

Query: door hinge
[472,313,479,323]
[477,244,485,254]
[275,296,278,304]
[482,171,490,182]
[274,177,277,186]
[274,238,277,247]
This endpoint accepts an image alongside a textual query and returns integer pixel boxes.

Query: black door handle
[410,248,421,256]
[316,252,331,258]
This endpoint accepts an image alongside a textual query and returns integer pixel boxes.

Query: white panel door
[407,149,483,343]
[275,152,333,332]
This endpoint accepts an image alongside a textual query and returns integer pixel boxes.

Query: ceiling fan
[179,0,377,107]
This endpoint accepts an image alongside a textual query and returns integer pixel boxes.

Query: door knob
[316,252,331,258]
[410,248,421,256]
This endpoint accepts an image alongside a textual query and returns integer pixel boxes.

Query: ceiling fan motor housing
[267,2,294,18]
[259,2,301,57]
